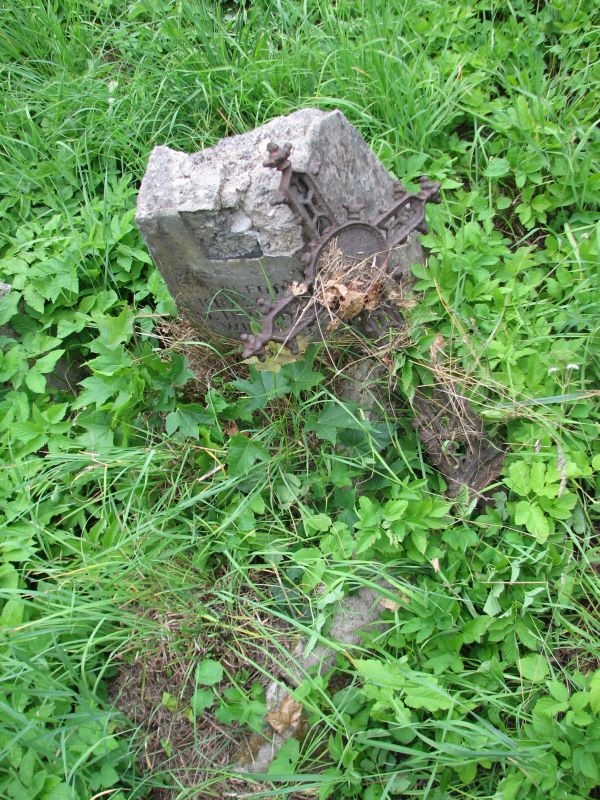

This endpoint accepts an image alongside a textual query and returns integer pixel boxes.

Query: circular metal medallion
[312,222,387,272]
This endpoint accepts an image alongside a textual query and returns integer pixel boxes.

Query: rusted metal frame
[375,177,441,247]
[240,143,441,360]
[265,142,335,245]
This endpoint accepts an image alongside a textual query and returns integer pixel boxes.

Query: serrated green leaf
[518,654,549,683]
[36,349,65,373]
[0,290,19,324]
[547,680,569,703]
[304,513,332,532]
[462,615,491,644]
[96,307,134,349]
[411,528,427,555]
[25,369,46,394]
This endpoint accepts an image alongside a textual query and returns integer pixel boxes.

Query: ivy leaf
[166,405,212,438]
[281,354,324,397]
[226,433,268,477]
[233,368,291,411]
[268,737,300,775]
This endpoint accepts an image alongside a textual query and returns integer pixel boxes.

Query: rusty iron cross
[241,142,440,360]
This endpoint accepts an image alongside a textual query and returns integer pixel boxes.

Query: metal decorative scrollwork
[241,142,441,360]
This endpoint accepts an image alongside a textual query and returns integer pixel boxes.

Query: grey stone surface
[136,108,423,339]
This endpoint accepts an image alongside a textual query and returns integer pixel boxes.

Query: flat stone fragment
[232,581,396,774]
[136,108,423,339]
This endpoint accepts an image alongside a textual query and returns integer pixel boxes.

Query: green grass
[1,1,599,798]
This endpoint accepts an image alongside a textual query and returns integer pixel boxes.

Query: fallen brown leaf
[266,693,303,734]
[223,421,239,437]
[338,288,365,320]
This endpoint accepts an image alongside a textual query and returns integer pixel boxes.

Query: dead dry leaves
[265,693,303,734]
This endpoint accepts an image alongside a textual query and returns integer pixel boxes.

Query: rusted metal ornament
[240,142,440,360]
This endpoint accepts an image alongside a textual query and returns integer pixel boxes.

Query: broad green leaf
[0,598,25,627]
[541,491,577,520]
[268,737,300,775]
[484,157,510,178]
[589,670,600,714]
[233,369,291,411]
[573,747,599,781]
[355,658,401,688]
[514,501,550,541]
[518,654,549,683]
[411,528,427,555]
[462,615,491,644]
[0,290,19,324]
[534,696,568,717]
[36,349,65,373]
[306,403,360,446]
[226,433,268,477]
[529,462,546,494]
[506,461,530,496]
[196,659,224,686]
[96,307,134,349]
[547,680,569,703]
[304,513,332,532]
[25,369,46,394]
[403,680,452,712]
[191,688,214,714]
[483,584,504,616]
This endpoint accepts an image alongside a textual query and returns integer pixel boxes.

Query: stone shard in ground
[136,108,422,339]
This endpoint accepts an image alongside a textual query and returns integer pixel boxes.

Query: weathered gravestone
[136,108,424,343]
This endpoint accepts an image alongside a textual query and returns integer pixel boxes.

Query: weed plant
[0,1,599,799]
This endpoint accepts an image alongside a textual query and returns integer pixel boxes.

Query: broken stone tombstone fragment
[136,108,424,344]
[232,580,396,773]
